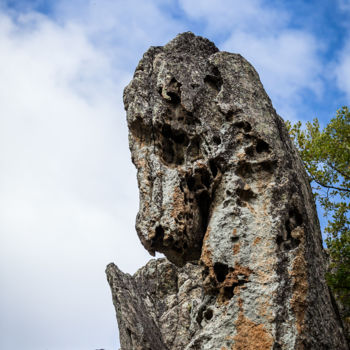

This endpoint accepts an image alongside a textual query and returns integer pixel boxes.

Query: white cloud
[178,0,287,35]
[222,31,323,120]
[338,0,350,11]
[0,8,152,350]
[55,0,184,68]
[335,41,350,101]
[332,1,350,102]
[179,0,324,121]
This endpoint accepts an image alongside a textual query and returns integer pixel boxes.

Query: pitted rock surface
[107,32,348,349]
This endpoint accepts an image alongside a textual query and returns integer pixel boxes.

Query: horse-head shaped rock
[108,32,349,350]
[125,32,281,267]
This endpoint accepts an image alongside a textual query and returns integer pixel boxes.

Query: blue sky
[0,1,349,349]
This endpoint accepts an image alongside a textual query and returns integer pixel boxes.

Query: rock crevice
[107,32,348,349]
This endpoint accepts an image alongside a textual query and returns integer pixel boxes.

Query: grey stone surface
[106,259,203,350]
[107,32,348,349]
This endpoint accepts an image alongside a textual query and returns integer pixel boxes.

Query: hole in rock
[173,131,188,145]
[200,169,211,189]
[164,235,174,244]
[186,175,195,191]
[161,124,172,138]
[277,207,303,250]
[196,306,207,325]
[174,149,184,165]
[225,110,240,122]
[167,91,180,105]
[196,190,211,235]
[161,139,175,164]
[259,160,275,173]
[209,159,218,178]
[161,124,189,146]
[172,240,183,254]
[213,262,229,283]
[202,266,210,280]
[185,111,199,126]
[282,207,303,250]
[234,278,248,288]
[166,77,181,105]
[245,146,254,157]
[152,226,164,247]
[276,234,284,247]
[212,135,221,145]
[289,207,303,226]
[223,286,234,300]
[236,188,256,202]
[285,207,303,236]
[188,137,201,159]
[236,162,252,178]
[244,122,252,132]
[204,308,213,320]
[234,121,252,132]
[256,139,270,153]
[204,67,222,92]
[129,116,151,142]
[179,182,184,192]
[196,313,203,325]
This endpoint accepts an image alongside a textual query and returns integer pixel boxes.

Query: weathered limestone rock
[107,32,348,349]
[106,259,203,350]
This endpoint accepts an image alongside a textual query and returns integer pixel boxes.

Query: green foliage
[286,107,350,309]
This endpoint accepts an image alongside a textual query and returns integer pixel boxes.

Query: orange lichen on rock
[290,228,307,335]
[221,263,251,288]
[201,228,212,268]
[232,298,274,350]
[171,186,185,219]
[201,228,218,294]
[253,237,261,245]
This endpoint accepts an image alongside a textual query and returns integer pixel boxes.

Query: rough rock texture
[107,259,203,350]
[107,32,349,349]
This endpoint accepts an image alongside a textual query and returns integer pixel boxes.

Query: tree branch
[325,161,350,182]
[310,177,350,193]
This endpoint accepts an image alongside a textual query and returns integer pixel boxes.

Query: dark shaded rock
[106,259,203,350]
[107,32,349,349]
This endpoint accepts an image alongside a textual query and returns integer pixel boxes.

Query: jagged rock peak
[107,32,349,350]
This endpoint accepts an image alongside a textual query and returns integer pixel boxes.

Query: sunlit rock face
[107,32,349,350]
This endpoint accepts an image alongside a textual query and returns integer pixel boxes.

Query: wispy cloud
[179,0,324,121]
[0,8,151,350]
[178,0,287,35]
[333,3,350,101]
[338,0,350,11]
[222,31,323,120]
[335,41,350,101]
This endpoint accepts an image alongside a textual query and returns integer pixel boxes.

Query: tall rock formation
[106,32,348,349]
